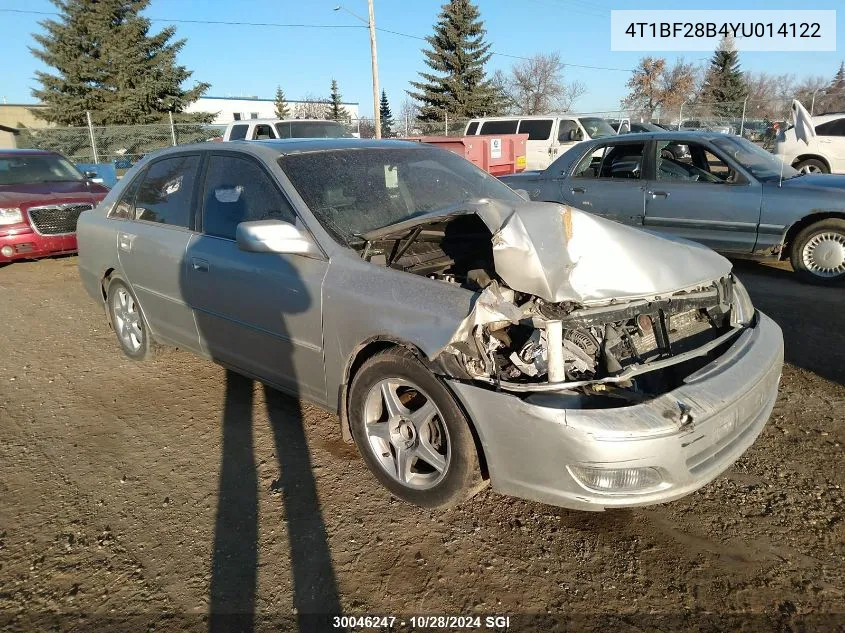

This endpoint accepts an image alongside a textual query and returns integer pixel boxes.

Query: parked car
[222,118,353,142]
[0,149,109,264]
[774,100,845,174]
[77,139,782,511]
[464,115,616,171]
[499,131,845,284]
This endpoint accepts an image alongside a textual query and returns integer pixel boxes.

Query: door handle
[117,233,135,252]
[570,186,586,194]
[191,257,209,272]
[648,190,670,199]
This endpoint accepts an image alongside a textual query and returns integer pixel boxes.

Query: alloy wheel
[362,378,451,490]
[112,288,144,352]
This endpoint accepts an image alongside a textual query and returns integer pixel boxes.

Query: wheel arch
[791,154,831,171]
[338,336,489,480]
[782,211,845,260]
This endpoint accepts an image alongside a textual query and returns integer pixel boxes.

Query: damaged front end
[358,199,754,405]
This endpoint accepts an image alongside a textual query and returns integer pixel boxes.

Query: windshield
[0,154,84,185]
[710,135,798,181]
[279,147,522,244]
[578,117,615,139]
[275,121,352,139]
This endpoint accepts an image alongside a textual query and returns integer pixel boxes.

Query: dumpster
[404,134,528,176]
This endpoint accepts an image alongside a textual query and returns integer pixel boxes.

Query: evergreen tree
[30,0,209,126]
[822,61,845,113]
[699,36,748,118]
[379,91,395,137]
[273,86,290,119]
[408,0,500,122]
[326,80,350,122]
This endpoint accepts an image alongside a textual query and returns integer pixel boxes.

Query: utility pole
[368,0,381,139]
[334,3,381,138]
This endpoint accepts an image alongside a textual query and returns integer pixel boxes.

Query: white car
[774,101,845,174]
[222,118,352,142]
[464,115,617,171]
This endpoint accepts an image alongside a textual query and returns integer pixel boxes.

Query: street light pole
[334,3,381,138]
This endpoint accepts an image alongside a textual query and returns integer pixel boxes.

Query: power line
[0,7,635,73]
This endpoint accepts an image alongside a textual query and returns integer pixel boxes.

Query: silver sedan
[77,139,783,510]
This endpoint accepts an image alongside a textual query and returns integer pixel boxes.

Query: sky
[0,0,843,117]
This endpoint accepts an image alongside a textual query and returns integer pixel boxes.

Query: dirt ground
[0,256,843,633]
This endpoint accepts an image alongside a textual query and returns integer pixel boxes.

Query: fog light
[1,245,14,258]
[568,465,664,493]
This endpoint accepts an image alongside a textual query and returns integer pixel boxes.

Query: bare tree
[293,93,329,119]
[398,98,421,135]
[744,71,796,120]
[499,52,585,114]
[622,57,697,120]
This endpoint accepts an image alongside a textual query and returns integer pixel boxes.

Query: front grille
[27,203,93,235]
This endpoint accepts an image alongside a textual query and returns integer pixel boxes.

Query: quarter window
[201,155,296,240]
[517,119,553,140]
[108,171,144,219]
[134,155,200,228]
[479,120,518,135]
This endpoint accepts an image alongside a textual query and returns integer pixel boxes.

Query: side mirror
[568,129,578,142]
[84,170,98,179]
[235,220,322,258]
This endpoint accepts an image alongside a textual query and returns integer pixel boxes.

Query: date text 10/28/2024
[332,615,511,630]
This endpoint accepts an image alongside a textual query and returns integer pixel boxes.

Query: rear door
[562,140,647,226]
[183,152,329,402]
[516,119,554,170]
[116,153,202,351]
[644,139,762,253]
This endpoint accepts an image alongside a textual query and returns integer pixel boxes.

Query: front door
[551,118,584,160]
[516,118,554,170]
[116,153,202,351]
[183,152,329,402]
[644,139,762,253]
[562,141,647,226]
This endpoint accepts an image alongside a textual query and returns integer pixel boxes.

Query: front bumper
[0,227,78,262]
[448,313,784,511]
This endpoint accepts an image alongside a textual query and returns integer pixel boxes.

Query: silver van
[464,115,616,170]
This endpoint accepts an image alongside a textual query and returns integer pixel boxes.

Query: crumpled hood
[365,199,733,305]
[475,200,732,304]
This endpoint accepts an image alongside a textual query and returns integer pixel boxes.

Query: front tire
[790,219,845,285]
[793,158,829,174]
[348,348,484,508]
[107,280,156,360]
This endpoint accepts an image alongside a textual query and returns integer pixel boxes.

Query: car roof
[590,130,725,142]
[468,114,591,121]
[813,112,845,123]
[0,148,59,157]
[227,118,344,125]
[147,138,426,160]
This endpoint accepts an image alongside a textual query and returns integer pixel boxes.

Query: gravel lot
[0,256,843,632]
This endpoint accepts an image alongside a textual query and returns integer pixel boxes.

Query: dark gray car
[500,132,845,284]
[77,139,782,511]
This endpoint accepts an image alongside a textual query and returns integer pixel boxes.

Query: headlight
[731,275,755,326]
[0,207,24,225]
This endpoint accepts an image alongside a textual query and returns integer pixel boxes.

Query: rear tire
[790,219,845,285]
[348,347,485,509]
[793,158,829,174]
[106,280,157,360]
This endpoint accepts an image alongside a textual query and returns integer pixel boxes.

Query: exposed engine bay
[357,205,750,403]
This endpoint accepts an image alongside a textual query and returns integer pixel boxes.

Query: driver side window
[656,141,738,183]
[557,120,583,143]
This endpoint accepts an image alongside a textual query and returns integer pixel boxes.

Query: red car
[0,149,109,263]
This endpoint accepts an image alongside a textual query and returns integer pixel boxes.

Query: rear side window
[229,124,248,140]
[201,155,296,240]
[479,120,518,135]
[517,119,553,140]
[465,121,479,135]
[134,155,200,228]
[815,119,845,136]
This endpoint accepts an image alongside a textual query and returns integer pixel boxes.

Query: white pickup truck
[222,118,353,141]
